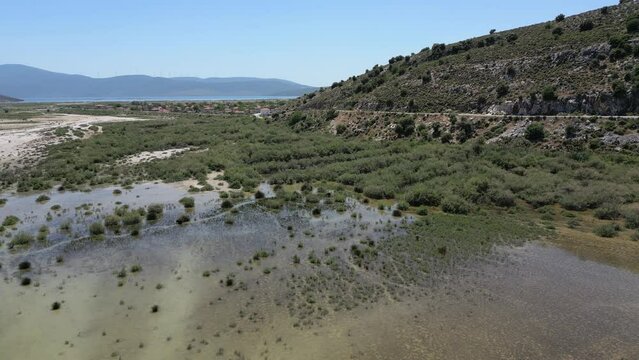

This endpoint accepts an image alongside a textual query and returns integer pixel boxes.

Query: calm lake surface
[1,183,638,359]
[19,96,297,103]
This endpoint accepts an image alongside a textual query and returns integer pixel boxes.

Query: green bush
[146,204,164,221]
[396,201,409,211]
[10,232,34,247]
[496,83,509,98]
[395,117,415,137]
[612,81,627,99]
[122,212,141,226]
[624,209,639,229]
[627,17,639,33]
[441,196,472,215]
[2,215,20,227]
[579,20,594,32]
[525,123,545,142]
[179,197,195,209]
[555,14,565,22]
[363,185,394,200]
[542,86,557,101]
[593,223,620,238]
[176,214,190,225]
[89,222,105,236]
[404,187,442,207]
[36,195,51,203]
[594,204,621,220]
[104,215,121,229]
[489,189,516,208]
[559,192,606,211]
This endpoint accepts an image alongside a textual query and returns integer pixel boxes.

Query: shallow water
[1,184,638,359]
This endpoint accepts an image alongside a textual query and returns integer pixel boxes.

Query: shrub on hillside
[627,17,639,33]
[496,83,509,98]
[555,14,565,22]
[552,27,564,37]
[542,86,557,101]
[579,20,594,32]
[612,81,628,99]
[565,123,579,139]
[525,123,545,142]
[395,117,415,137]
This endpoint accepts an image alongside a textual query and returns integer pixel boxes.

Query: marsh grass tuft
[176,214,191,225]
[179,197,195,209]
[35,195,51,203]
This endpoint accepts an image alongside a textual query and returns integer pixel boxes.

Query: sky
[0,0,614,87]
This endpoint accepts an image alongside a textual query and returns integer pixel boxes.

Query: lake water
[19,95,297,103]
[1,183,638,359]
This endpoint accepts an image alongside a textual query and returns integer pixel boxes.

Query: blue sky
[1,0,614,86]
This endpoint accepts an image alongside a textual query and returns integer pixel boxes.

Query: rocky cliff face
[488,92,638,116]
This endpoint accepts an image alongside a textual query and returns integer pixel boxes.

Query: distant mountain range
[0,64,317,101]
[0,94,22,103]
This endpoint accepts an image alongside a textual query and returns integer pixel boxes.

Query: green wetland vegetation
[5,114,639,215]
[2,111,639,257]
[1,109,639,359]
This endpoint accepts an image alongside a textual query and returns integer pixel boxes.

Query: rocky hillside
[296,1,639,116]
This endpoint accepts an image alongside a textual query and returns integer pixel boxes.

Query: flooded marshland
[1,183,638,359]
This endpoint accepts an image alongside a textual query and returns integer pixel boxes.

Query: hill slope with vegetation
[297,1,639,116]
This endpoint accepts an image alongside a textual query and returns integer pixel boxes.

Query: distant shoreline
[18,95,297,104]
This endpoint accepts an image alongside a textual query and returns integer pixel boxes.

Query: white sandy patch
[170,171,233,192]
[118,147,193,165]
[0,114,146,170]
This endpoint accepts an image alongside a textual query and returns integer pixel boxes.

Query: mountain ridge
[0,94,22,103]
[0,64,316,100]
